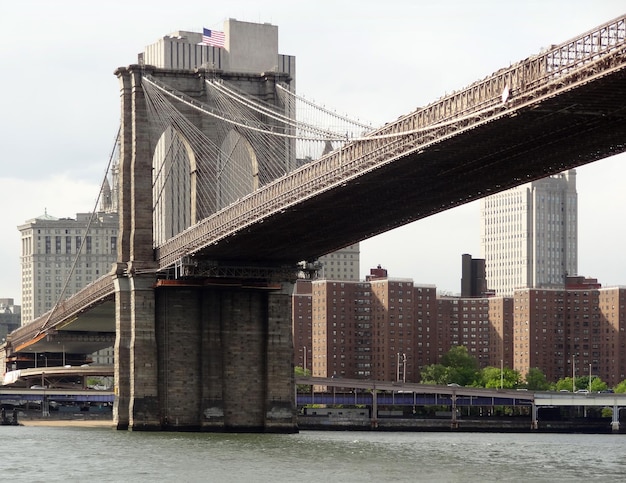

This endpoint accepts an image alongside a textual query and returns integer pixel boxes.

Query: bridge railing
[156,14,626,267]
[370,14,626,142]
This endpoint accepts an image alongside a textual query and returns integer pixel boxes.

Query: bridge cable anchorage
[143,77,295,226]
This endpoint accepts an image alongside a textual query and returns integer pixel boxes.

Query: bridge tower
[113,19,298,432]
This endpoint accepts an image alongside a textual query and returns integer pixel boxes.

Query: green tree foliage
[419,363,450,385]
[480,366,522,389]
[294,365,311,392]
[420,346,480,387]
[555,377,576,392]
[615,380,626,393]
[525,367,550,391]
[580,375,608,392]
[555,376,608,392]
[440,346,478,370]
[86,377,103,387]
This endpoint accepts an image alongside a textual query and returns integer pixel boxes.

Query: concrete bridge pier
[531,404,538,430]
[114,271,161,431]
[611,405,620,432]
[128,275,160,430]
[113,271,131,430]
[114,278,298,433]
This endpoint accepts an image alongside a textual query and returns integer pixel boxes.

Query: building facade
[487,296,514,370]
[480,170,577,296]
[292,280,313,372]
[18,210,119,325]
[317,244,360,281]
[513,280,626,387]
[296,265,626,387]
[436,296,492,368]
[295,268,460,383]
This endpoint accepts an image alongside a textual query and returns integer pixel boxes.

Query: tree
[580,375,608,392]
[555,375,608,392]
[525,367,550,391]
[440,346,478,370]
[419,363,451,385]
[555,376,576,392]
[615,380,626,393]
[481,366,522,389]
[294,365,311,393]
[420,346,481,387]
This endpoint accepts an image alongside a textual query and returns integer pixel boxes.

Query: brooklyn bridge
[3,15,626,432]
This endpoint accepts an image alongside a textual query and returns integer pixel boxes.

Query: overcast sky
[1,1,624,303]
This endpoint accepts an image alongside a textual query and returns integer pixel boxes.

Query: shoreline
[18,419,114,428]
[12,417,622,433]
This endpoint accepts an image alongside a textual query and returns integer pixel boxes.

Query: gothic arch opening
[217,130,259,209]
[152,126,197,246]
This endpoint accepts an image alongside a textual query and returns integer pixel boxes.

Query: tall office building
[18,210,119,326]
[480,170,577,296]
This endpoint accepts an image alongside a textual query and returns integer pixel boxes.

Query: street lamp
[589,363,592,393]
[572,354,576,392]
[402,353,407,383]
[500,359,504,389]
[396,353,400,382]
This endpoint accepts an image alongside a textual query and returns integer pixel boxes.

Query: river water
[4,426,625,482]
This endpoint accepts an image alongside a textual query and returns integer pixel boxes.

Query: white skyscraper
[480,170,577,296]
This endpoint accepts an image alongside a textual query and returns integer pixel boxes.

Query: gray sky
[1,1,624,303]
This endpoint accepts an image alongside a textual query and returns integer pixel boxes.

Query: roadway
[296,376,626,409]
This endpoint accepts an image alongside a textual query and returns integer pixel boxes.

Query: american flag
[202,28,225,48]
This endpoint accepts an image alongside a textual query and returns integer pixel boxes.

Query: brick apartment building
[514,277,626,387]
[294,268,626,387]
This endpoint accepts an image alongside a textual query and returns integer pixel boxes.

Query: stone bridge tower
[113,19,298,432]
